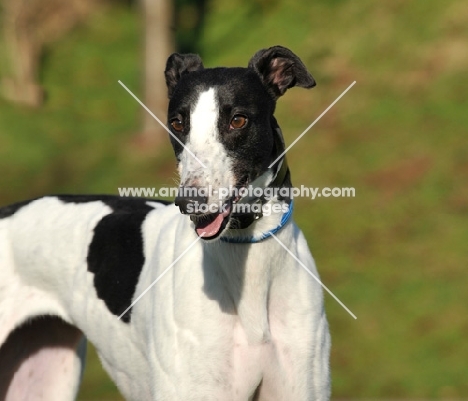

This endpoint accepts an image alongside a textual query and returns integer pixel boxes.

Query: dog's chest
[136,232,285,398]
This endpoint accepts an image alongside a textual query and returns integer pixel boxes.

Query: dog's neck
[203,210,295,345]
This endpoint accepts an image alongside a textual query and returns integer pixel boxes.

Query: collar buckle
[252,199,264,220]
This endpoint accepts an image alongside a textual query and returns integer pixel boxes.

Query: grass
[0,0,467,399]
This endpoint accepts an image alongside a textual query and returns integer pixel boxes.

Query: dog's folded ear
[248,46,315,99]
[165,53,204,98]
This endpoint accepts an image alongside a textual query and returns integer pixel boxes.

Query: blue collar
[220,201,294,244]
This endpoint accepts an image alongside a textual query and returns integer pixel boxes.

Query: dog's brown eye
[171,119,184,132]
[230,115,247,129]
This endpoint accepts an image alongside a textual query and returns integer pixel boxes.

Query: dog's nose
[175,187,208,215]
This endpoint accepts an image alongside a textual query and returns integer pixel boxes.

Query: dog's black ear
[165,53,204,98]
[248,46,315,99]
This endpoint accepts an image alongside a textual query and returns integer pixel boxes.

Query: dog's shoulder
[79,196,160,322]
[1,195,172,323]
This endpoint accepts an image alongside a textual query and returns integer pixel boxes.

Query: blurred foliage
[0,0,467,399]
[174,0,206,53]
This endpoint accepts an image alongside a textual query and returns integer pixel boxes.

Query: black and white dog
[0,46,330,400]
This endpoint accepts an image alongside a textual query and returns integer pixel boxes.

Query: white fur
[178,88,236,208]
[0,196,330,400]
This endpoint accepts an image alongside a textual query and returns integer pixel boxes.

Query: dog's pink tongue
[196,213,224,237]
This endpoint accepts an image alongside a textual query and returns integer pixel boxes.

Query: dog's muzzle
[174,187,208,215]
[175,187,232,240]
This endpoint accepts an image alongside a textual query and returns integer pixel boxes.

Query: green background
[0,0,467,399]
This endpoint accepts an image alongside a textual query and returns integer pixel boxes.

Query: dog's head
[164,46,315,240]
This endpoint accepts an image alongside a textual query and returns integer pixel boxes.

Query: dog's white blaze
[178,88,235,205]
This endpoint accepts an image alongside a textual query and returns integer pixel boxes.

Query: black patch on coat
[56,194,170,323]
[0,199,36,219]
[86,200,156,323]
[1,194,170,322]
